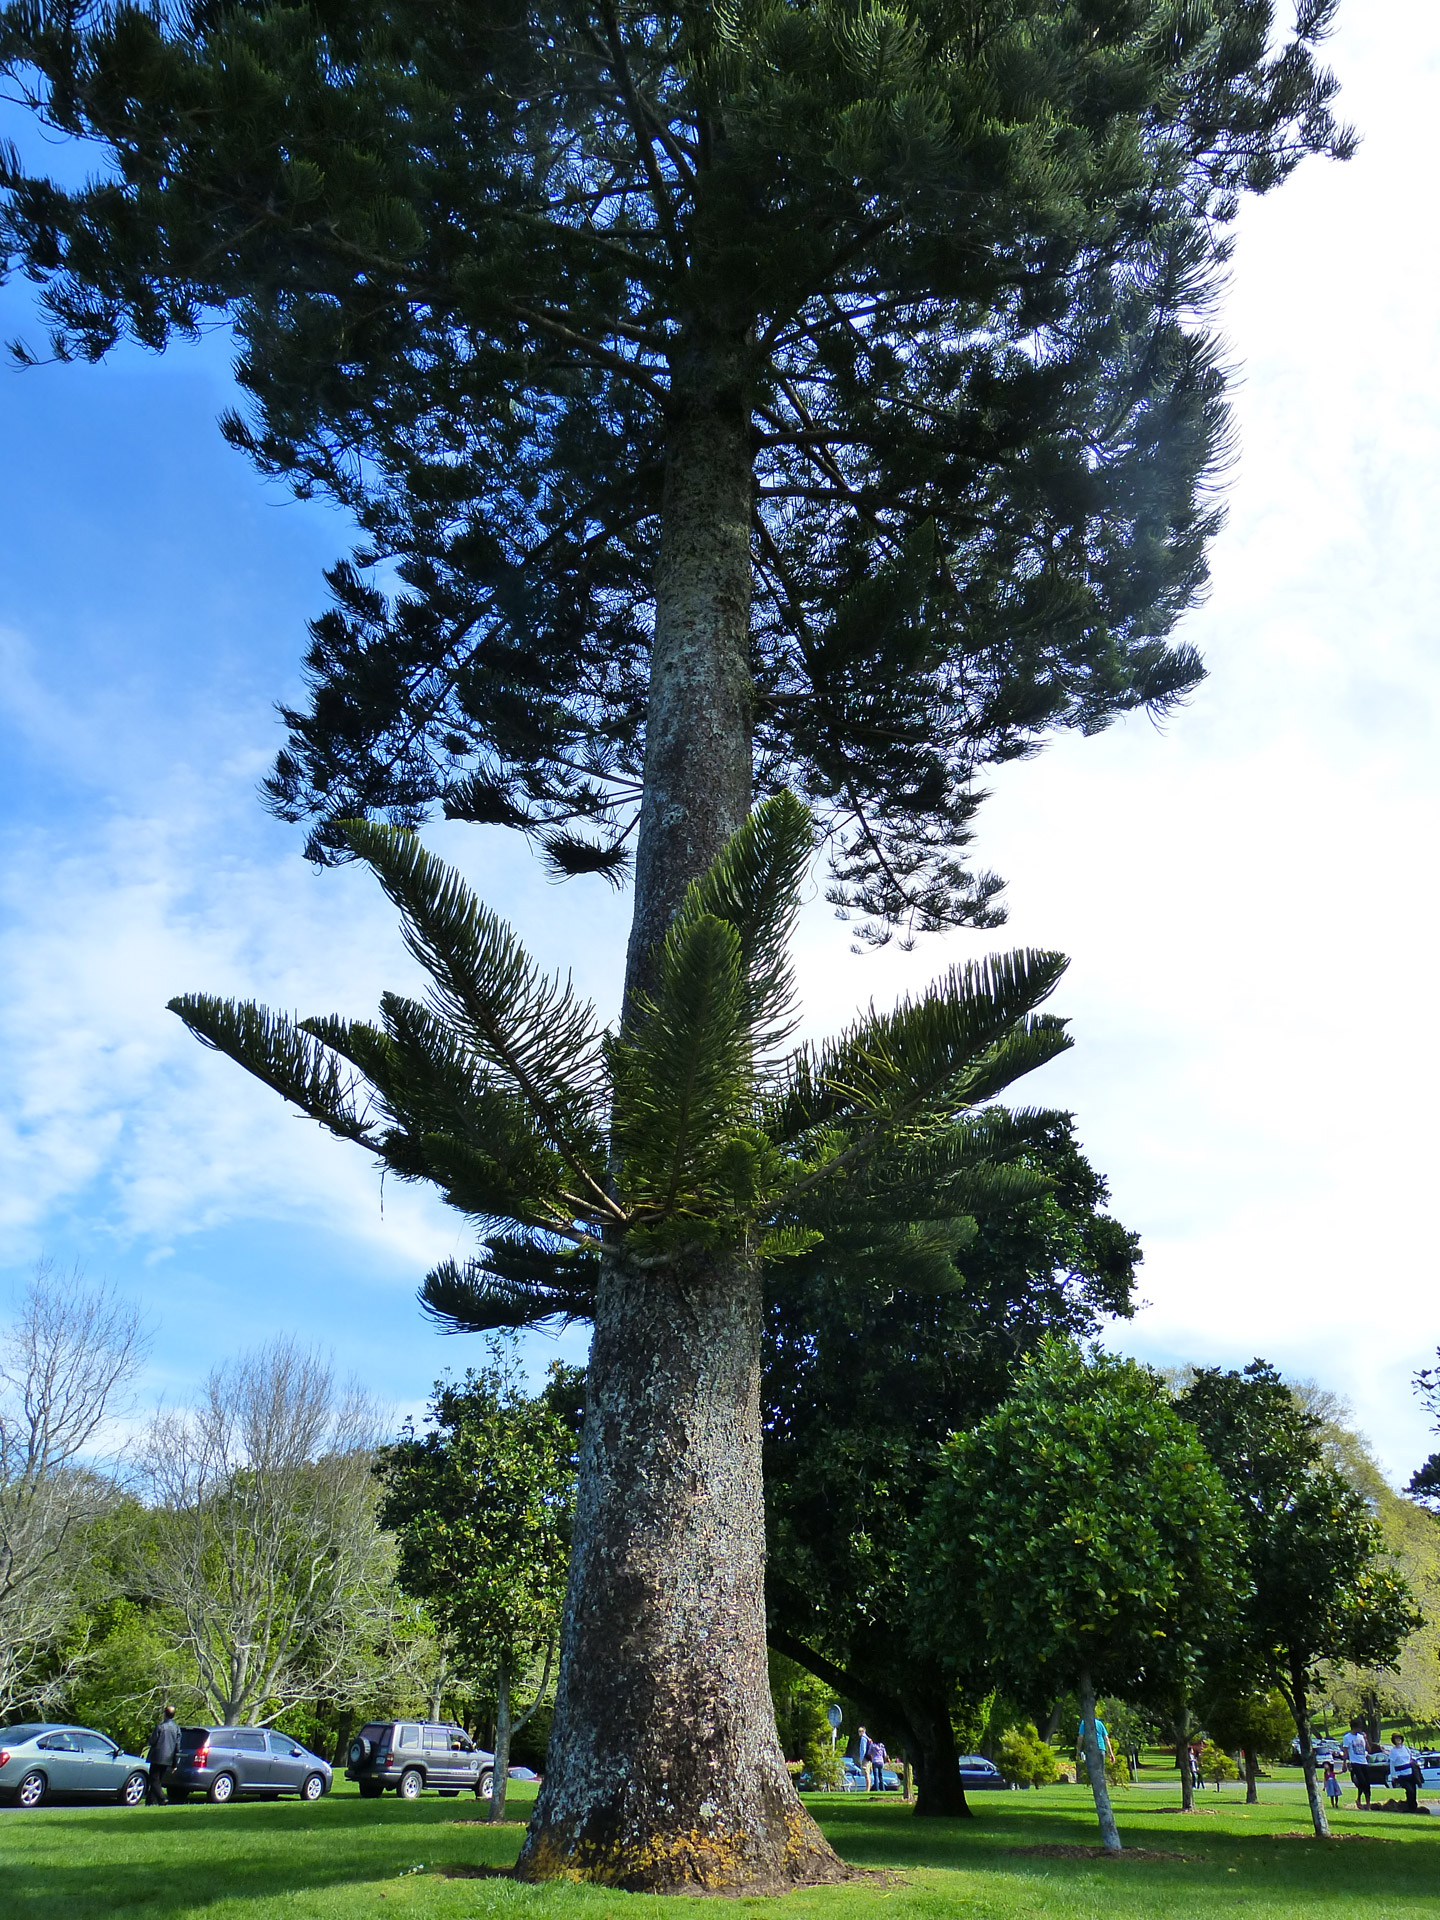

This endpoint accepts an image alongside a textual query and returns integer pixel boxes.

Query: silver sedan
[0,1722,151,1808]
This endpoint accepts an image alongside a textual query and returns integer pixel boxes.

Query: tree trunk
[1042,1701,1064,1745]
[900,1679,972,1818]
[1290,1671,1330,1838]
[1174,1701,1194,1813]
[517,365,844,1887]
[1243,1746,1259,1806]
[429,1651,447,1723]
[490,1643,512,1823]
[1078,1672,1121,1854]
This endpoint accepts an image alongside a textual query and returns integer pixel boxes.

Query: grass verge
[3,1778,1438,1918]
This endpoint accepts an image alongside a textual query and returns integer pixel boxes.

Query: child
[1324,1761,1341,1810]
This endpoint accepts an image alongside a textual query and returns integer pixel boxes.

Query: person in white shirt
[1387,1733,1421,1813]
[1340,1725,1371,1807]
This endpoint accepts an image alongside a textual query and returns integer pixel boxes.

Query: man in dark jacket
[145,1705,180,1804]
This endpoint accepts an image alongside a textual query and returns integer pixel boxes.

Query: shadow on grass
[1,1791,532,1919]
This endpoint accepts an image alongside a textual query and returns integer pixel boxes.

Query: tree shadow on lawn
[806,1793,1440,1904]
[2,1793,531,1920]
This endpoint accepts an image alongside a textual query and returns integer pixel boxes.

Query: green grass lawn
[3,1779,1437,1919]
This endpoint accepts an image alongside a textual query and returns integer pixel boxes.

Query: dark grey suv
[346,1721,493,1800]
[168,1726,333,1803]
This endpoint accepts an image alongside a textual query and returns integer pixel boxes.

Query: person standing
[851,1725,868,1782]
[1341,1724,1371,1809]
[145,1705,180,1805]
[1323,1761,1342,1812]
[868,1736,888,1792]
[1386,1733,1422,1814]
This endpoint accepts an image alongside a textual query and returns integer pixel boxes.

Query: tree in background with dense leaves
[1177,1361,1422,1840]
[763,1111,1137,1815]
[167,793,1074,1884]
[1,0,1351,1891]
[375,1342,575,1823]
[1198,1684,1293,1804]
[916,1340,1241,1855]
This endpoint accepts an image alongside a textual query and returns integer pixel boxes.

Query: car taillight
[0,1749,10,1767]
[195,1745,210,1767]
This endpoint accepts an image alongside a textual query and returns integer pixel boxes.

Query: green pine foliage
[0,0,1353,939]
[170,793,1075,1326]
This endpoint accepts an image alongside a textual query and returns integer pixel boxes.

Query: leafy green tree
[375,1342,575,1821]
[763,1112,1137,1815]
[1178,1362,1422,1839]
[1,1,1351,1889]
[1199,1686,1293,1804]
[916,1340,1241,1854]
[1196,1739,1237,1791]
[1407,1352,1440,1508]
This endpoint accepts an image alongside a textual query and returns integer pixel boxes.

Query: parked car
[957,1754,1008,1791]
[167,1727,333,1804]
[1419,1751,1440,1788]
[346,1721,495,1800]
[0,1722,150,1808]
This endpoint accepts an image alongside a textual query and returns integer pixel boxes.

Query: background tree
[1178,1361,1422,1839]
[1198,1685,1294,1804]
[133,1339,392,1727]
[1,0,1351,1890]
[375,1342,575,1822]
[0,1261,145,1715]
[916,1340,1241,1855]
[763,1112,1137,1814]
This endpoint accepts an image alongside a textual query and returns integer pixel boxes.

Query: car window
[0,1725,42,1741]
[179,1728,209,1750]
[267,1733,299,1755]
[74,1732,114,1753]
[450,1731,475,1752]
[397,1725,419,1748]
[227,1730,266,1753]
[38,1732,79,1751]
[424,1725,450,1750]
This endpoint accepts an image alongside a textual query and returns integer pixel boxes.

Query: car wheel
[357,1779,383,1799]
[398,1769,423,1800]
[16,1770,46,1810]
[477,1770,494,1800]
[301,1773,325,1801]
[119,1771,148,1807]
[349,1737,372,1766]
[207,1773,237,1804]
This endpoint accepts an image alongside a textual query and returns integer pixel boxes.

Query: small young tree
[375,1343,575,1822]
[134,1340,391,1725]
[915,1340,1241,1855]
[0,1261,146,1714]
[1178,1362,1422,1839]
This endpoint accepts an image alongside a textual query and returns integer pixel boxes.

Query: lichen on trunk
[515,335,848,1892]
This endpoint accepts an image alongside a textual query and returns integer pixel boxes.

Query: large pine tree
[3,0,1348,1890]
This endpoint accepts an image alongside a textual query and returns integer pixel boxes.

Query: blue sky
[3,2,1438,1475]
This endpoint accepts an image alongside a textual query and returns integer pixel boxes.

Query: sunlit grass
[4,1777,1438,1919]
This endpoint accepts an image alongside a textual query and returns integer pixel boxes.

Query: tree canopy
[375,1343,575,1819]
[0,0,1351,938]
[916,1338,1241,1851]
[762,1111,1137,1813]
[1178,1361,1422,1838]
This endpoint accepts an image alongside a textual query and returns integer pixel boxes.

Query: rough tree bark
[1243,1745,1259,1805]
[1174,1701,1195,1813]
[515,335,848,1892]
[1078,1671,1121,1855]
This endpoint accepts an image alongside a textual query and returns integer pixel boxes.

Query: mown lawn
[3,1779,1438,1919]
